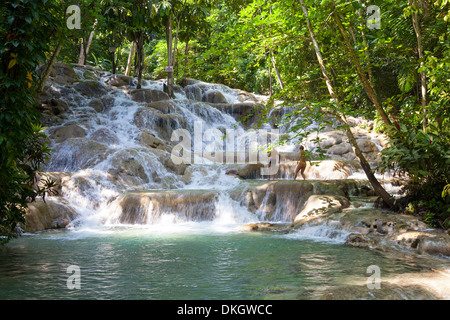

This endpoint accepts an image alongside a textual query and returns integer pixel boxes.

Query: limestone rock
[418,235,450,257]
[146,101,176,114]
[90,128,120,145]
[108,191,219,224]
[24,199,78,233]
[88,98,104,112]
[328,143,352,156]
[47,62,79,86]
[49,123,87,143]
[129,88,170,103]
[107,74,134,87]
[74,80,108,98]
[185,85,203,101]
[47,138,110,171]
[293,194,350,224]
[202,89,228,104]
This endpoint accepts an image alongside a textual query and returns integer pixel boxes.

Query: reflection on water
[0,227,448,300]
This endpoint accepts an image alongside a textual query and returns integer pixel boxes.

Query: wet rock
[49,123,87,143]
[47,62,79,86]
[74,80,108,98]
[108,191,219,224]
[90,128,120,145]
[357,138,379,153]
[344,233,374,248]
[134,108,186,140]
[418,235,450,257]
[239,222,288,232]
[137,129,168,151]
[24,199,78,233]
[328,143,352,156]
[108,150,150,185]
[185,85,203,101]
[293,194,350,224]
[202,89,228,104]
[129,88,170,103]
[107,74,134,87]
[146,101,176,114]
[46,138,110,171]
[88,98,104,112]
[49,99,69,116]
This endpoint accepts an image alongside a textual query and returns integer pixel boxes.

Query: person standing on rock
[294,145,307,180]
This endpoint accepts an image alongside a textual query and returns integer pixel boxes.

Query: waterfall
[40,65,396,234]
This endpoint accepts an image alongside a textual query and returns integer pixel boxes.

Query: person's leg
[294,163,300,180]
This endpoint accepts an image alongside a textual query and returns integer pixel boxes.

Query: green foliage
[380,117,450,228]
[0,0,56,244]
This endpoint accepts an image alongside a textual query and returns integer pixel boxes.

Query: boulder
[134,108,186,140]
[107,74,134,87]
[328,143,352,156]
[357,138,379,153]
[129,88,170,103]
[185,85,203,101]
[137,129,169,152]
[88,98,104,112]
[107,149,150,186]
[24,199,78,233]
[49,123,87,143]
[107,190,219,224]
[202,89,228,104]
[48,99,69,116]
[90,128,120,145]
[47,62,79,86]
[418,235,450,257]
[46,138,110,172]
[293,194,350,224]
[74,80,108,98]
[146,101,176,114]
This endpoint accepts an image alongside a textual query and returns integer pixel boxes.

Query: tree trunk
[78,37,86,66]
[300,0,393,208]
[125,41,136,77]
[184,38,189,74]
[268,60,273,97]
[165,14,175,98]
[270,49,284,90]
[136,31,144,89]
[37,40,62,95]
[332,12,391,127]
[410,0,428,130]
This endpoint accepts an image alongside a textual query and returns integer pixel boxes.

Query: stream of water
[0,223,438,300]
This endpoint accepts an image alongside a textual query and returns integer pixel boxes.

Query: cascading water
[43,69,282,233]
[40,65,400,237]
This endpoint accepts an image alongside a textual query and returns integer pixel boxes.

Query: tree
[298,0,393,207]
[0,0,57,244]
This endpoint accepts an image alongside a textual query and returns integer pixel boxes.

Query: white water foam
[282,223,351,244]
